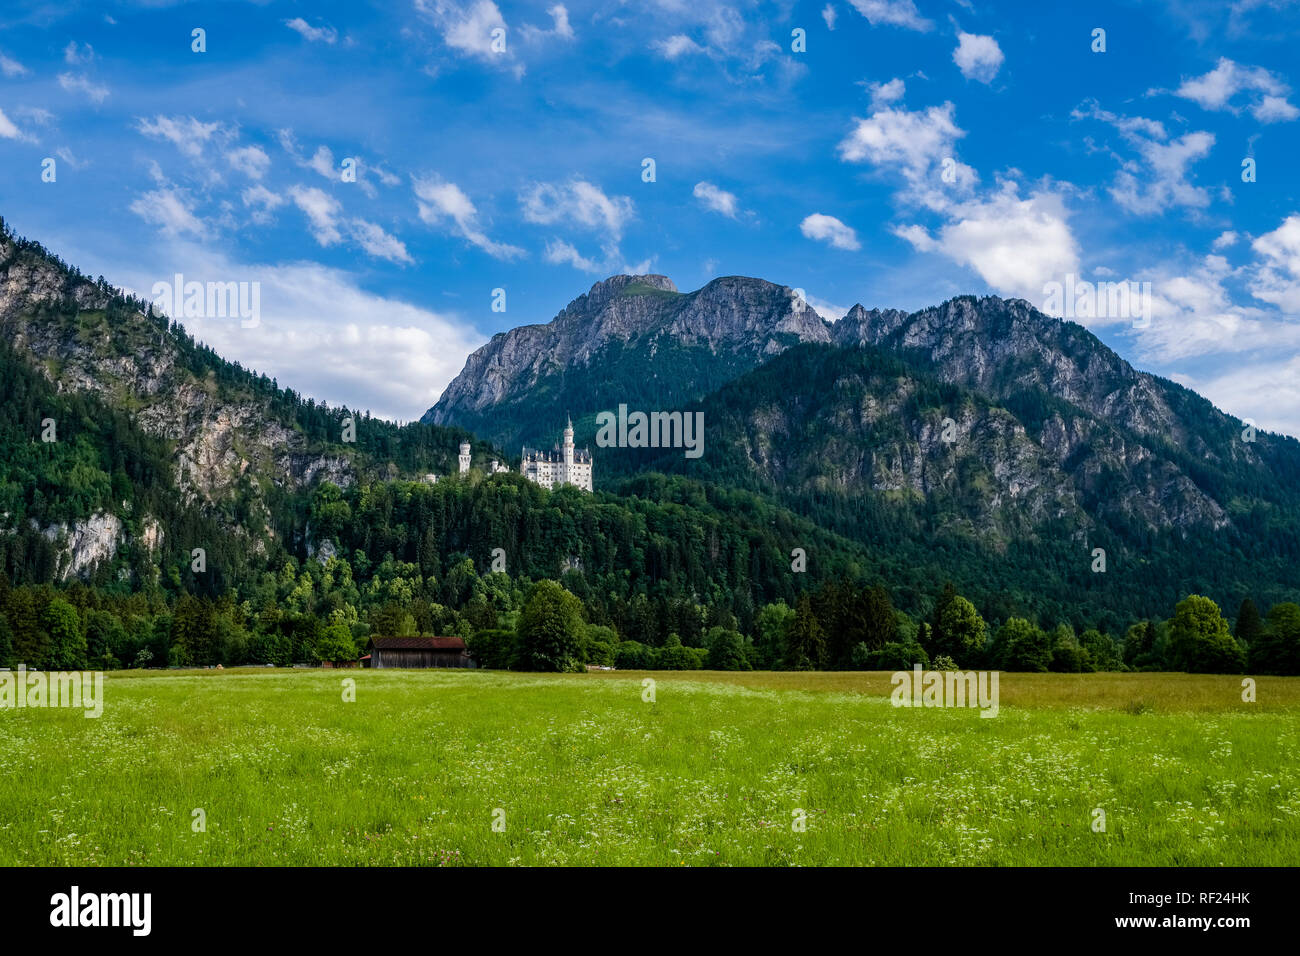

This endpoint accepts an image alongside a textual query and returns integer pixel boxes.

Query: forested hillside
[2,220,1298,676]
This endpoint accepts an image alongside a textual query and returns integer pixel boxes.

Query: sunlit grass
[2,668,1296,866]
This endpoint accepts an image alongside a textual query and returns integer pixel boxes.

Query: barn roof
[370,636,467,650]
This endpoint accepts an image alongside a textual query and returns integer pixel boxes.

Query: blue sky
[2,0,1300,435]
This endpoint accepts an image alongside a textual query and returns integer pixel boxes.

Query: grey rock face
[428,277,1281,536]
[425,274,830,428]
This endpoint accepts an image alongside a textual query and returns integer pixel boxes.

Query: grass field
[2,668,1297,866]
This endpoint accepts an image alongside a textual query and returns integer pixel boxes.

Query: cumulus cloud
[241,185,286,225]
[63,41,94,65]
[693,181,740,219]
[416,0,519,73]
[285,18,338,44]
[277,130,393,198]
[286,184,411,263]
[113,243,484,421]
[349,219,414,265]
[544,238,603,272]
[277,130,345,182]
[1111,131,1215,215]
[1134,255,1289,362]
[654,34,704,59]
[1073,102,1214,215]
[867,77,905,108]
[1188,355,1300,438]
[952,32,1003,84]
[0,108,23,140]
[1254,95,1300,123]
[0,53,28,77]
[1172,57,1298,122]
[894,181,1079,301]
[806,293,852,321]
[130,188,206,238]
[520,178,634,240]
[289,185,344,246]
[1250,214,1300,312]
[838,97,976,210]
[846,0,932,31]
[800,213,861,251]
[414,174,525,260]
[227,145,271,179]
[58,73,110,103]
[523,4,574,42]
[137,115,225,160]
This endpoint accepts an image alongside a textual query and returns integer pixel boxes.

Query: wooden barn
[365,636,476,669]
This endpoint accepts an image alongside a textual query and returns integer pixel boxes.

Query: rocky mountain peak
[832,303,911,344]
[426,274,834,438]
[563,273,679,316]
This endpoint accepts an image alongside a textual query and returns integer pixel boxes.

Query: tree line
[4,551,1296,676]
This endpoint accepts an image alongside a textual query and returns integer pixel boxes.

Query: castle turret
[563,416,574,468]
[458,442,471,474]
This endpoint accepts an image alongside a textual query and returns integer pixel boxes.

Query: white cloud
[129,188,206,237]
[114,243,484,421]
[414,174,526,260]
[1254,94,1300,123]
[867,77,905,108]
[520,179,634,240]
[544,238,603,272]
[58,73,110,103]
[1172,57,1297,121]
[1073,103,1215,215]
[550,5,575,38]
[241,185,286,224]
[1189,355,1300,438]
[285,18,338,44]
[63,41,94,65]
[277,130,348,184]
[693,181,740,218]
[800,213,861,251]
[0,108,22,140]
[289,185,344,246]
[895,181,1079,301]
[308,145,336,179]
[286,185,414,263]
[655,34,704,59]
[1110,131,1215,216]
[806,293,852,321]
[1136,255,1286,361]
[822,4,838,30]
[416,0,519,73]
[952,32,1003,84]
[14,106,53,126]
[0,53,28,77]
[137,115,224,159]
[1250,213,1300,311]
[845,0,932,31]
[350,219,414,265]
[55,146,85,168]
[523,4,575,42]
[1212,230,1239,251]
[227,145,271,179]
[838,99,976,210]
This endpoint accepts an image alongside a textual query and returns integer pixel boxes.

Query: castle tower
[563,416,575,469]
[458,442,471,474]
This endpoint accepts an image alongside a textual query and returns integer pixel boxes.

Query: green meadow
[2,668,1297,866]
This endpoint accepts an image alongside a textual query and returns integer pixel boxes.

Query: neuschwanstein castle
[430,418,593,492]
